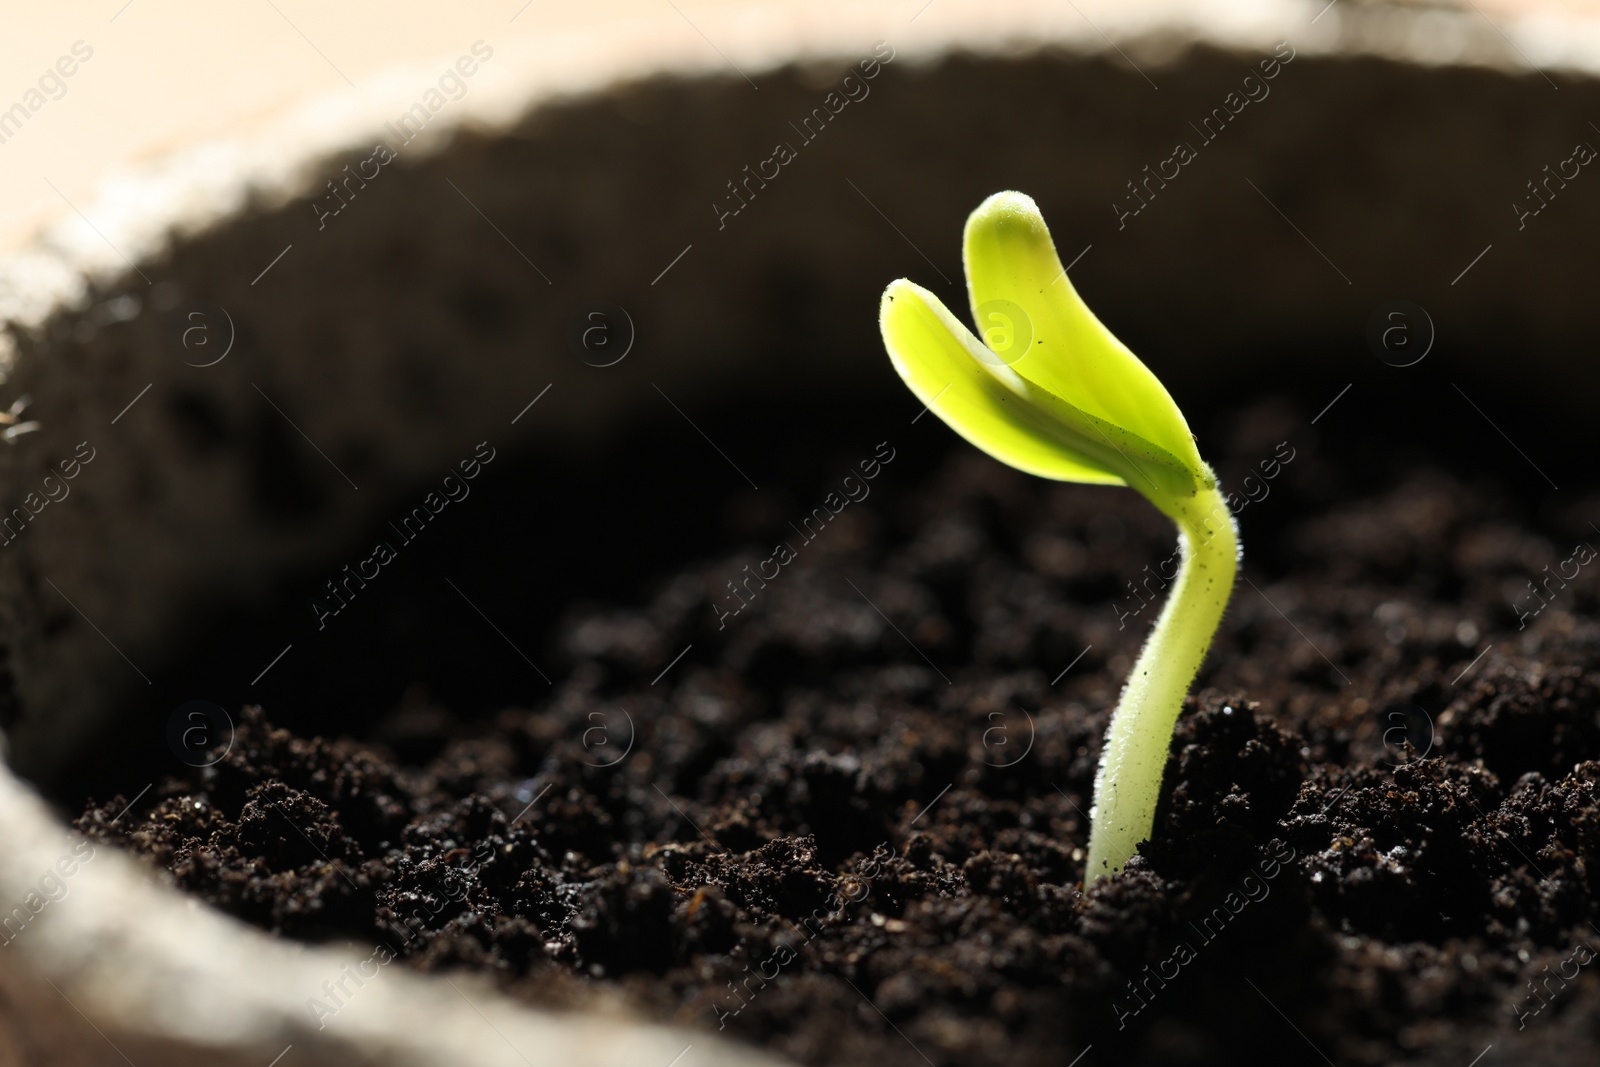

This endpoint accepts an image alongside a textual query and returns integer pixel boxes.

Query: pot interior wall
[2,44,1593,786]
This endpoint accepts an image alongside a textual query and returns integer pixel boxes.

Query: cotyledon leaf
[962,191,1206,481]
[880,279,1195,503]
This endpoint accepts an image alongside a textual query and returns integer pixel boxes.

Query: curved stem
[1084,476,1239,882]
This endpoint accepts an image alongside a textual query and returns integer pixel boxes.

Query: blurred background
[1,0,1590,257]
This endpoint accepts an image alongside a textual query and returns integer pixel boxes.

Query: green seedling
[878,191,1239,881]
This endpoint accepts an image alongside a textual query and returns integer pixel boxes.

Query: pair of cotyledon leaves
[880,191,1205,514]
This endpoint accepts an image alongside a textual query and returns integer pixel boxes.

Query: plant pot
[2,2,1597,1064]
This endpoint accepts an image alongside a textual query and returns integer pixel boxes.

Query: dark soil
[77,410,1600,1067]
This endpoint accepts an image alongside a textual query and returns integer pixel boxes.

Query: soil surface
[77,411,1600,1067]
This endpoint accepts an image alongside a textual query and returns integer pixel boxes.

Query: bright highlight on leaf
[879,191,1240,882]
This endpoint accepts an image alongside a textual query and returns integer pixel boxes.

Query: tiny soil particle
[79,454,1600,1067]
